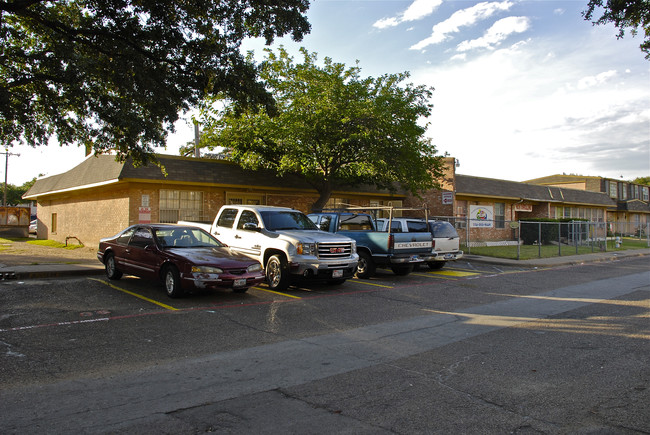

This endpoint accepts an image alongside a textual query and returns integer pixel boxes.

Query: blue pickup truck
[308,210,434,278]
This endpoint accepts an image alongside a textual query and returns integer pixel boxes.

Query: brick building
[526,174,650,235]
[24,154,619,247]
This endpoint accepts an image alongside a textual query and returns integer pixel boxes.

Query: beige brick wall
[37,187,130,247]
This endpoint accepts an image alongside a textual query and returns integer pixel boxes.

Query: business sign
[469,205,494,228]
[514,203,533,212]
[441,192,454,205]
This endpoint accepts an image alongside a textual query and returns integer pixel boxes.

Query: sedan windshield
[155,227,224,248]
[261,211,318,231]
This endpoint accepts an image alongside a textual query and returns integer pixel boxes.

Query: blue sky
[7,0,650,185]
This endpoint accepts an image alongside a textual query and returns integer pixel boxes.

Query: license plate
[445,254,454,260]
[410,255,420,262]
[234,278,247,287]
[332,269,343,278]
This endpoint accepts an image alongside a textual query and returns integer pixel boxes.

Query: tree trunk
[309,185,333,212]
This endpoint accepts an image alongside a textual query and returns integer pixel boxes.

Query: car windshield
[261,211,318,231]
[428,221,459,238]
[155,227,224,248]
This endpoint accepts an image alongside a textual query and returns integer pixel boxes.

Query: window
[116,227,136,245]
[128,227,153,248]
[609,181,617,199]
[237,210,259,229]
[159,190,204,223]
[226,193,263,205]
[620,183,628,200]
[51,213,57,234]
[494,203,505,229]
[643,187,649,202]
[406,220,429,232]
[216,208,238,228]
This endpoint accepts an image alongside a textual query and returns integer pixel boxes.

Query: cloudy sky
[7,0,650,186]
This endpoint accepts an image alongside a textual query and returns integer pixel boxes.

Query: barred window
[159,190,204,223]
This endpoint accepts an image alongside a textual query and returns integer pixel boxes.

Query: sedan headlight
[247,263,263,273]
[296,242,316,255]
[191,266,224,273]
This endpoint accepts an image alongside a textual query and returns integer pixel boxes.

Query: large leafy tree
[583,0,650,58]
[0,0,311,164]
[198,47,443,211]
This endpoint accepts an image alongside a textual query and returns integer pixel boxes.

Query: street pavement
[1,246,648,279]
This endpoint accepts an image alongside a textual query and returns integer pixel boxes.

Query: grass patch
[27,239,85,250]
[464,237,649,260]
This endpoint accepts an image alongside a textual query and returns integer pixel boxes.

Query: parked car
[29,219,37,235]
[375,218,463,269]
[97,224,265,298]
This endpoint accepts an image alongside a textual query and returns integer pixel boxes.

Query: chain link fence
[431,216,650,260]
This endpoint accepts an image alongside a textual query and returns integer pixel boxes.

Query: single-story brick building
[24,153,619,247]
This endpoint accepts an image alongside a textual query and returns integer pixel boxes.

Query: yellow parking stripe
[431,270,481,277]
[89,278,179,311]
[254,287,302,299]
[352,279,394,288]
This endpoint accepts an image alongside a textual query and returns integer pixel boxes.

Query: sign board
[514,203,533,212]
[138,206,151,224]
[469,205,494,228]
[441,192,454,205]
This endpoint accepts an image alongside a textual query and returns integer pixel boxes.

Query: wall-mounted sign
[469,205,493,228]
[441,192,454,205]
[514,203,533,212]
[141,194,150,207]
[139,206,151,224]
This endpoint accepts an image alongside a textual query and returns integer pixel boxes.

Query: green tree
[2,177,37,205]
[583,0,650,58]
[199,48,443,211]
[0,1,311,165]
[633,176,650,185]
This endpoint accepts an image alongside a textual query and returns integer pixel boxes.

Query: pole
[2,148,20,225]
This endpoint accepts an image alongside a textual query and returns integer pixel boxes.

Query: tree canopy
[198,47,443,211]
[0,0,311,165]
[583,0,650,58]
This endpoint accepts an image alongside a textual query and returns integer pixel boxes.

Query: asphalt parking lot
[1,256,648,434]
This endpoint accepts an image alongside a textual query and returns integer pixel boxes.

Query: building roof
[23,153,399,199]
[455,174,616,207]
[618,199,650,213]
[524,174,600,184]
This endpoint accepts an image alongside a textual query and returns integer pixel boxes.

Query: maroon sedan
[97,224,265,298]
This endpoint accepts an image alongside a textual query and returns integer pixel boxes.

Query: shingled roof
[455,174,616,207]
[23,153,397,199]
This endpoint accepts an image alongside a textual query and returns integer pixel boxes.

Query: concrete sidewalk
[1,248,648,280]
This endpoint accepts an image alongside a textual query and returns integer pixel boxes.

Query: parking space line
[253,287,302,299]
[351,279,394,288]
[89,278,179,311]
[413,272,457,280]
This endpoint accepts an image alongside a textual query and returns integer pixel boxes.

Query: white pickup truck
[376,218,463,269]
[181,205,358,290]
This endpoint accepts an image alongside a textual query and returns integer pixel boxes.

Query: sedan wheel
[163,266,185,298]
[105,253,123,280]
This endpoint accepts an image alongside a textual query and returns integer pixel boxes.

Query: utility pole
[2,148,20,210]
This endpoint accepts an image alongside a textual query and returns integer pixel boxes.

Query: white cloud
[410,1,514,50]
[456,16,531,52]
[410,34,650,181]
[576,70,618,90]
[373,0,442,29]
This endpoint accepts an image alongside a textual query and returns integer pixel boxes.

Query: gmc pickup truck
[308,209,434,278]
[181,205,358,290]
[376,218,464,269]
